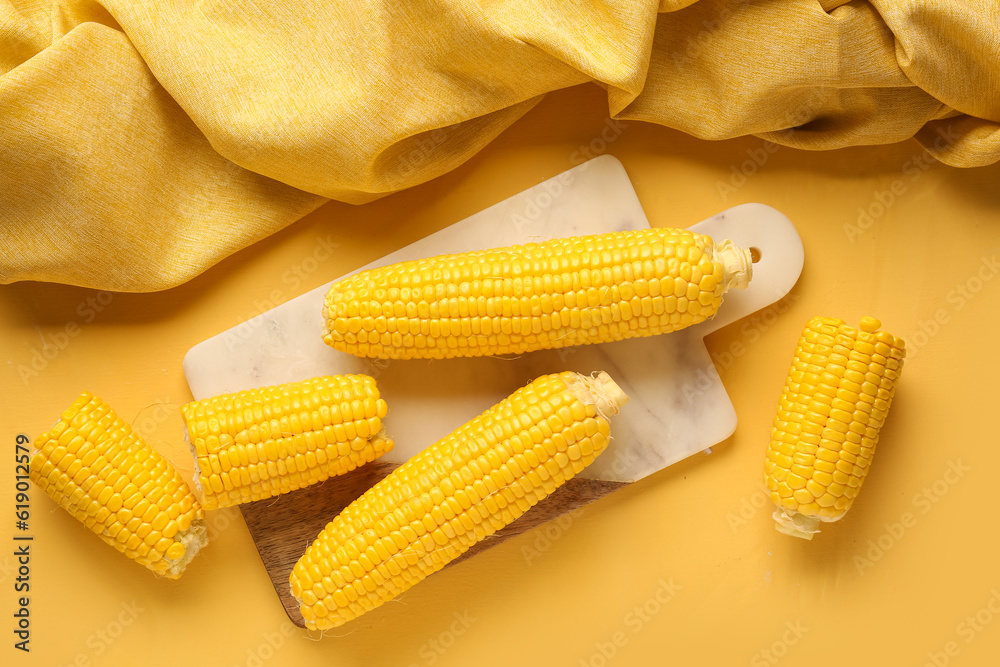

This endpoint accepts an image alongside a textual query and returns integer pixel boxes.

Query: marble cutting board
[183,155,804,626]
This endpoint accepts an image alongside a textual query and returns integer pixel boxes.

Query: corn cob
[323,228,752,360]
[764,316,905,539]
[289,370,629,629]
[29,393,207,578]
[182,375,393,510]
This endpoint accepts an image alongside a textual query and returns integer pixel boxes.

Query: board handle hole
[749,246,762,263]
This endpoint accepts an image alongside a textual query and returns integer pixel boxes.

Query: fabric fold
[2,0,998,291]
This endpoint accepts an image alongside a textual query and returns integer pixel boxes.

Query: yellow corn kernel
[29,393,207,578]
[290,371,629,630]
[323,228,752,359]
[181,375,392,510]
[764,316,905,539]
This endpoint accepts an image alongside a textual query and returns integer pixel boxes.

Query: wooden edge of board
[240,462,627,628]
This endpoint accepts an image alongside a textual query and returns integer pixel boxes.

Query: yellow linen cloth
[2,0,998,291]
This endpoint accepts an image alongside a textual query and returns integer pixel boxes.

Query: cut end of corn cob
[566,370,630,418]
[181,375,393,510]
[771,507,821,540]
[289,370,628,630]
[763,316,905,540]
[717,239,753,290]
[322,227,753,360]
[29,392,207,578]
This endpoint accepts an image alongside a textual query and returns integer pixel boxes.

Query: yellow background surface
[3,84,1000,666]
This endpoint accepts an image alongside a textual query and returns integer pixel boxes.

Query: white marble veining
[183,156,804,482]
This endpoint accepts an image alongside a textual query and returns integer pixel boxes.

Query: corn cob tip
[716,240,753,291]
[771,507,822,540]
[566,371,629,418]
